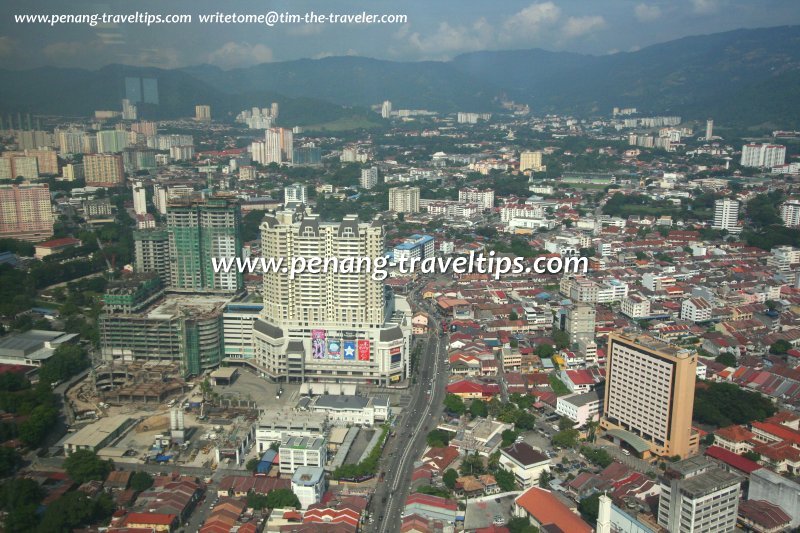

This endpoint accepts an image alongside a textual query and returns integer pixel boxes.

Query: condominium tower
[0,183,54,241]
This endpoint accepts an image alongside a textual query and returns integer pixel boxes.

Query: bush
[64,449,113,484]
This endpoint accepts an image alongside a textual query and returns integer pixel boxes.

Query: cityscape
[1,3,800,533]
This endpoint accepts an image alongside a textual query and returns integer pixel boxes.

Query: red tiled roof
[515,487,592,533]
[705,446,761,474]
[124,512,177,526]
[405,493,458,511]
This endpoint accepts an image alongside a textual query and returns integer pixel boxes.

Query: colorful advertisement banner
[343,341,356,360]
[327,339,341,359]
[312,329,326,359]
[357,340,370,361]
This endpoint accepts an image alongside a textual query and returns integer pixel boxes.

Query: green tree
[769,339,791,354]
[579,493,601,524]
[535,344,555,358]
[470,399,488,419]
[129,471,154,492]
[580,446,613,468]
[38,491,114,532]
[552,429,579,449]
[693,382,776,428]
[443,468,458,490]
[703,434,715,446]
[265,488,301,509]
[553,329,569,350]
[494,467,517,491]
[64,449,113,484]
[715,352,737,367]
[443,394,466,415]
[509,311,519,321]
[459,451,485,476]
[426,429,450,448]
[558,417,576,431]
[501,429,520,447]
[38,343,89,384]
[538,470,553,487]
[0,447,21,477]
[246,458,260,473]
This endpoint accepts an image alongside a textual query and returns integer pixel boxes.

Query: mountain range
[1,25,798,128]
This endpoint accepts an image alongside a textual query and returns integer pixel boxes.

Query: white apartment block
[621,294,651,319]
[781,199,800,227]
[284,183,307,206]
[681,297,712,323]
[360,166,379,189]
[499,443,550,489]
[458,188,495,209]
[740,143,786,168]
[712,198,740,233]
[769,246,800,272]
[519,150,545,172]
[388,186,420,213]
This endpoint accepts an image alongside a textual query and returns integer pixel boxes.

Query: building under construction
[93,361,190,404]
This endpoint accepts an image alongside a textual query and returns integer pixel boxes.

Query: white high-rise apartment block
[520,150,545,172]
[263,127,294,164]
[121,99,137,120]
[360,167,379,189]
[132,181,147,216]
[252,211,412,385]
[381,100,392,119]
[56,128,85,155]
[284,183,308,207]
[740,143,786,168]
[712,198,740,233]
[705,119,714,140]
[96,130,129,153]
[388,186,420,213]
[458,188,494,209]
[153,185,168,215]
[195,105,211,121]
[781,199,800,227]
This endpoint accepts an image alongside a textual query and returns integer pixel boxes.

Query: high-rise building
[712,198,740,233]
[284,183,307,207]
[600,333,699,460]
[0,154,39,180]
[381,100,392,119]
[292,146,322,166]
[252,211,411,384]
[96,130,129,153]
[62,163,84,181]
[0,183,54,241]
[153,185,168,215]
[458,188,495,209]
[265,127,293,164]
[132,181,147,215]
[705,119,714,140]
[166,197,243,293]
[657,456,742,533]
[84,154,125,187]
[360,167,379,189]
[270,102,279,120]
[22,149,58,175]
[520,151,545,172]
[121,99,137,120]
[131,121,158,137]
[133,229,170,284]
[195,105,212,121]
[740,143,786,168]
[781,199,800,228]
[388,186,420,213]
[563,303,596,345]
[16,130,54,150]
[56,128,85,155]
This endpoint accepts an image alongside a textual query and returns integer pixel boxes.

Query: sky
[1,0,799,69]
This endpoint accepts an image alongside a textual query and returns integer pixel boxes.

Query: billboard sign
[343,341,356,360]
[312,329,326,359]
[357,340,371,361]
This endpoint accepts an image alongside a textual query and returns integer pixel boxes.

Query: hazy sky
[2,0,799,69]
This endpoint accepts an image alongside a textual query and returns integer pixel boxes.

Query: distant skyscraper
[84,154,125,187]
[56,128,85,155]
[153,185,168,215]
[96,130,129,153]
[360,167,379,189]
[705,119,714,140]
[270,102,279,120]
[284,183,308,207]
[121,99,137,120]
[166,197,242,293]
[381,100,392,119]
[195,105,211,121]
[132,181,147,216]
[520,150,545,172]
[0,183,54,241]
[0,154,39,180]
[601,334,699,460]
[134,229,170,284]
[712,198,740,233]
[740,143,786,168]
[388,186,420,213]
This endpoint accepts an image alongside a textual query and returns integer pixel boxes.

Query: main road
[367,281,450,532]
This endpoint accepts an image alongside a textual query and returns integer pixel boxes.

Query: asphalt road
[367,281,449,533]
